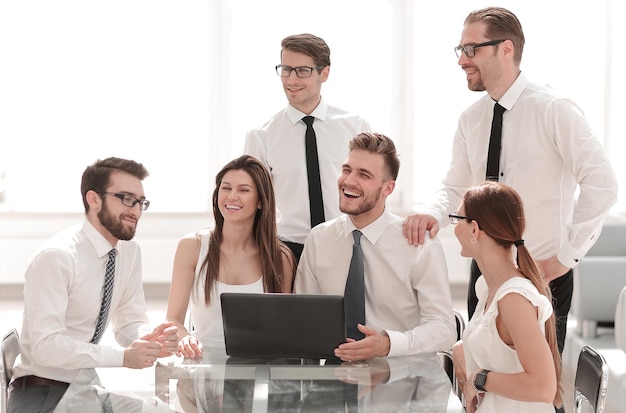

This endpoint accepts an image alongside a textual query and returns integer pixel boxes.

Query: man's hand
[334,324,390,361]
[537,256,570,283]
[142,322,179,357]
[402,214,439,246]
[177,335,203,359]
[123,339,163,369]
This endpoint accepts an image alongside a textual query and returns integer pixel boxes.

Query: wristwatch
[473,369,490,392]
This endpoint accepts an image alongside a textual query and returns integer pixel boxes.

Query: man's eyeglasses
[99,192,150,211]
[448,213,475,224]
[275,64,325,78]
[454,39,505,58]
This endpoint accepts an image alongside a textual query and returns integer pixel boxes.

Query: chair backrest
[453,309,466,341]
[436,309,466,403]
[436,350,463,401]
[575,345,609,413]
[1,328,20,413]
[616,286,626,352]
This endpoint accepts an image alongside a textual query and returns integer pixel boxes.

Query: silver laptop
[220,292,346,359]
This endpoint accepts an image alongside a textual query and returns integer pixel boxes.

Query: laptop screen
[220,293,347,359]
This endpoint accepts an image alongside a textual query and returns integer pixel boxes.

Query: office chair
[453,309,466,341]
[574,345,608,413]
[1,329,20,413]
[437,309,466,401]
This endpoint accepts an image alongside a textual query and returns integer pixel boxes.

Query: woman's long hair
[198,155,295,304]
[463,181,562,408]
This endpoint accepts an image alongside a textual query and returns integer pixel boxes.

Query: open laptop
[220,292,346,359]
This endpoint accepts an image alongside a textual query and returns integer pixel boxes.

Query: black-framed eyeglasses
[454,39,505,58]
[99,192,150,211]
[448,213,475,224]
[275,64,326,78]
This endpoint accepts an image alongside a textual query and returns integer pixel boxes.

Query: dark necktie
[302,116,325,228]
[91,249,116,344]
[486,102,506,181]
[344,230,365,340]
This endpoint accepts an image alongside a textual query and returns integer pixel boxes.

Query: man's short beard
[98,203,136,241]
[339,186,382,216]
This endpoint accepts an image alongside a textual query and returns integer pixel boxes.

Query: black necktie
[345,230,365,340]
[91,249,116,344]
[302,116,325,228]
[486,102,506,181]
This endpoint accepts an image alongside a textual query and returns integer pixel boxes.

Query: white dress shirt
[424,73,618,267]
[244,99,371,244]
[295,209,456,356]
[13,219,151,383]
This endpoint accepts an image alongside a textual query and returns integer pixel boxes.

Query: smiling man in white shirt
[295,133,456,360]
[9,157,178,413]
[244,33,371,263]
[402,7,618,358]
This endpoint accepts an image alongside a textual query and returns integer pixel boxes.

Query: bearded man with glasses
[8,157,179,413]
[401,8,618,403]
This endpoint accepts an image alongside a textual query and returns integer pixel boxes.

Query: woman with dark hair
[450,182,562,412]
[166,155,295,358]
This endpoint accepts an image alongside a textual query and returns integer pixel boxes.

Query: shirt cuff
[98,346,126,367]
[557,243,583,269]
[384,329,408,357]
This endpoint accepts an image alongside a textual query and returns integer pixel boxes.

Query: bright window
[0,1,622,213]
[0,1,212,212]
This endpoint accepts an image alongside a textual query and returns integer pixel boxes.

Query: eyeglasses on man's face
[99,192,150,211]
[454,39,505,58]
[448,213,475,225]
[275,64,325,78]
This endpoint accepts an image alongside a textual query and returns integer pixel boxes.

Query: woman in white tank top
[166,155,296,358]
[449,182,562,412]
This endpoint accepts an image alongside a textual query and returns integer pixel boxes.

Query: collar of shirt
[343,208,392,246]
[81,219,116,259]
[497,72,528,111]
[286,98,328,124]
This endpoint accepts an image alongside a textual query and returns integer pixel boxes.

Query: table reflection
[54,367,154,413]
[54,347,462,412]
[157,348,460,412]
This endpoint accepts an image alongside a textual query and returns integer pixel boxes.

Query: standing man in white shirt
[244,33,371,263]
[9,157,178,413]
[402,6,618,360]
[295,133,456,360]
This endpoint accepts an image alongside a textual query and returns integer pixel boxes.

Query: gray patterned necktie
[91,249,117,344]
[344,230,365,340]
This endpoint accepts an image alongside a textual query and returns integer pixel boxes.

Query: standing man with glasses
[9,157,178,413]
[402,6,617,369]
[244,33,371,263]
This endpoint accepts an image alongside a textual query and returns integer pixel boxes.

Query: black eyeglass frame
[448,213,475,225]
[454,39,505,58]
[98,192,150,211]
[275,64,326,78]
